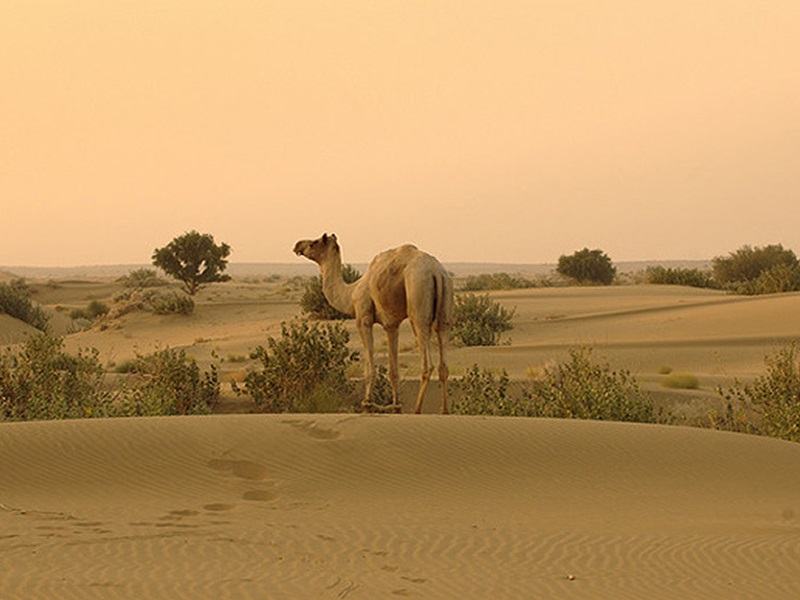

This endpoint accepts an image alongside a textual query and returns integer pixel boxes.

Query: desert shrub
[119,348,219,416]
[645,266,718,289]
[118,268,166,289]
[300,264,361,320]
[0,282,49,331]
[718,343,800,441]
[712,244,798,292]
[453,348,664,423]
[114,359,139,374]
[234,320,357,413]
[454,365,533,417]
[148,291,195,315]
[70,300,110,321]
[557,248,616,285]
[662,373,700,389]
[0,335,110,421]
[528,348,662,422]
[462,273,535,291]
[452,293,515,346]
[0,336,220,421]
[736,263,800,295]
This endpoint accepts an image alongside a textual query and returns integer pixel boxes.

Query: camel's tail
[432,271,454,331]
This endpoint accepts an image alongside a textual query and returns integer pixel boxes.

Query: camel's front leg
[386,326,401,413]
[357,319,375,412]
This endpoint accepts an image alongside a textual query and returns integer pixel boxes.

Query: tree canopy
[557,248,616,285]
[152,230,231,295]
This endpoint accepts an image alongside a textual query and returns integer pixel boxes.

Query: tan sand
[2,414,800,598]
[3,277,800,597]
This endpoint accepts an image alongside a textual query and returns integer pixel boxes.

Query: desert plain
[2,266,800,598]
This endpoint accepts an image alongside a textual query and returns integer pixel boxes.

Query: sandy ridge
[2,414,800,598]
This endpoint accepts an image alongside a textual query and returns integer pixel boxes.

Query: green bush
[736,263,800,295]
[119,348,219,416]
[118,268,166,289]
[0,335,110,420]
[148,291,195,315]
[645,266,718,289]
[712,244,798,292]
[718,343,800,441]
[70,300,110,321]
[299,264,361,320]
[0,282,49,331]
[453,348,664,424]
[234,320,357,413]
[462,273,535,291]
[0,335,220,421]
[662,373,700,389]
[454,366,532,417]
[557,248,616,285]
[452,293,515,346]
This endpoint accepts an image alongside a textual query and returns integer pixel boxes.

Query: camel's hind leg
[413,324,433,414]
[386,326,401,413]
[437,326,450,415]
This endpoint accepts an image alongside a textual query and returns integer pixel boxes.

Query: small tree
[152,230,231,295]
[712,244,798,290]
[300,264,361,320]
[452,293,515,346]
[557,248,616,285]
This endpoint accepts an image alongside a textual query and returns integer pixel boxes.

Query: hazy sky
[2,1,799,267]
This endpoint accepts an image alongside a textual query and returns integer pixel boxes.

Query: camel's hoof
[391,404,402,414]
[361,402,374,414]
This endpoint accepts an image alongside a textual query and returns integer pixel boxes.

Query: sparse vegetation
[462,273,536,291]
[233,320,357,413]
[152,230,232,295]
[0,282,49,331]
[557,248,616,285]
[712,244,800,294]
[0,335,219,421]
[119,347,219,416]
[454,348,664,424]
[452,293,515,346]
[70,300,110,321]
[118,268,166,289]
[717,343,800,441]
[645,266,718,289]
[662,373,700,390]
[148,291,195,315]
[299,264,361,320]
[0,335,108,420]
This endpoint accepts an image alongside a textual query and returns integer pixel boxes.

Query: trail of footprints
[11,419,343,544]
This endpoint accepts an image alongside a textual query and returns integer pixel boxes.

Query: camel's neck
[319,254,356,317]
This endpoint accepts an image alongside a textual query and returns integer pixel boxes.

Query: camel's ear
[330,233,337,242]
[322,233,328,243]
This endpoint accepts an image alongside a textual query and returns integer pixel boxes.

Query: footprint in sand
[208,459,270,481]
[203,503,236,512]
[242,490,277,502]
[283,419,342,440]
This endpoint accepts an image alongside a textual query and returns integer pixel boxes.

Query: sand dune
[2,414,800,599]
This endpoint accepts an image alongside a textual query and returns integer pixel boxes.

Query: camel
[294,234,453,414]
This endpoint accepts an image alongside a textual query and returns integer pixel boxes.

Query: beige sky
[2,1,799,267]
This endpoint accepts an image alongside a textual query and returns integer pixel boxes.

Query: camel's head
[293,233,340,264]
